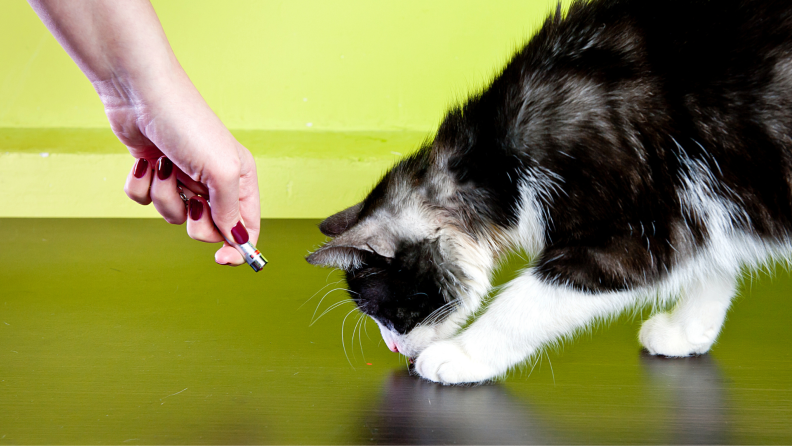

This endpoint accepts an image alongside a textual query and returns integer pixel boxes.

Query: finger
[124,158,153,205]
[186,196,224,243]
[150,156,187,225]
[215,243,245,266]
[179,185,243,265]
[176,170,209,197]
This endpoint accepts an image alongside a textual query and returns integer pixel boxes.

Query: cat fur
[307,0,792,384]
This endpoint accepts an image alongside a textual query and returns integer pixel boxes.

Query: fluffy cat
[307,0,792,384]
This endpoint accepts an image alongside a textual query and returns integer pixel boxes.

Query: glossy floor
[1,219,790,444]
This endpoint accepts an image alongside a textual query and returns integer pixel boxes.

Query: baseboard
[0,128,426,218]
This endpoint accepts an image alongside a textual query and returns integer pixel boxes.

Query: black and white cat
[308,0,792,384]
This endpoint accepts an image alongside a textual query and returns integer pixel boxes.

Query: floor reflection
[639,352,730,444]
[358,370,556,445]
[356,354,731,445]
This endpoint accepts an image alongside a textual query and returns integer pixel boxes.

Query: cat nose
[388,342,399,353]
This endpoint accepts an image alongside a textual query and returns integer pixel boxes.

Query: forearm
[29,0,261,266]
[28,0,186,103]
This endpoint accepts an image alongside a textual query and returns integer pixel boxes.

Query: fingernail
[157,157,173,180]
[188,197,203,220]
[231,221,249,244]
[133,158,149,178]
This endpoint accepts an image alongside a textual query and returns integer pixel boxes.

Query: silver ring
[177,185,189,208]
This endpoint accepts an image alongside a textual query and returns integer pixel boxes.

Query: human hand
[105,76,260,266]
[28,0,261,267]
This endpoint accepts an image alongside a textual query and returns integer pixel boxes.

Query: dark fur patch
[345,240,458,334]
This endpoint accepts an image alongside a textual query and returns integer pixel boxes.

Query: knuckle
[212,171,239,188]
[206,161,242,186]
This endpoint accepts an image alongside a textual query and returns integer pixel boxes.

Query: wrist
[92,59,190,110]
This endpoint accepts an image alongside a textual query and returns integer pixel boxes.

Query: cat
[307,0,792,384]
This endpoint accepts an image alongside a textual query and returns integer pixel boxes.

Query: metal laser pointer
[217,223,267,272]
[178,183,268,272]
[228,236,268,272]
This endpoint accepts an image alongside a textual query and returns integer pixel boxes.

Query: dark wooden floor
[1,219,790,444]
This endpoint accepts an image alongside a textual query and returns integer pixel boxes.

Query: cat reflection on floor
[308,0,792,384]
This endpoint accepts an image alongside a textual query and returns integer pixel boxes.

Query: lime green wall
[1,1,567,218]
[2,0,563,131]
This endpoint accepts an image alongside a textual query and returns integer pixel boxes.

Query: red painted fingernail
[157,157,173,180]
[188,198,203,220]
[231,221,249,244]
[133,158,148,178]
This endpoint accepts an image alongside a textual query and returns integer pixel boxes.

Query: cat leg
[414,268,639,384]
[639,273,736,357]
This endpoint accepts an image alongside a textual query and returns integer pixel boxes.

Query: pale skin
[28,0,259,266]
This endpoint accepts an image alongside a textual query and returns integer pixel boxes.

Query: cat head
[306,149,494,359]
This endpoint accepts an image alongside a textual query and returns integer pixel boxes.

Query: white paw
[639,313,717,357]
[414,340,498,384]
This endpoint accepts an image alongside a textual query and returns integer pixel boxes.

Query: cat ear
[307,218,396,269]
[306,244,367,270]
[319,203,363,236]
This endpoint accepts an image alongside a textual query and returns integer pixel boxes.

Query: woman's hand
[29,0,260,266]
[108,76,260,266]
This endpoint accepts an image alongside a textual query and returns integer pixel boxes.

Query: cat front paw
[414,340,498,385]
[639,313,717,357]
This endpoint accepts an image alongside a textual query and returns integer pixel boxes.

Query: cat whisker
[526,349,543,380]
[351,314,361,361]
[357,314,366,361]
[545,350,555,386]
[432,304,457,321]
[341,308,358,370]
[310,299,352,326]
[363,315,373,341]
[433,302,460,322]
[299,280,343,310]
[311,287,354,322]
[418,300,460,328]
[326,267,341,282]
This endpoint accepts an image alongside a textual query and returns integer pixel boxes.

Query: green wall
[2,0,563,131]
[1,1,566,218]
